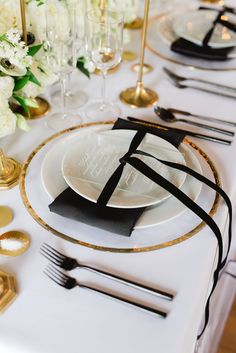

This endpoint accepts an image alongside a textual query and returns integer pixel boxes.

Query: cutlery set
[155,107,234,136]
[163,67,236,98]
[143,67,236,145]
[128,117,232,145]
[41,243,173,317]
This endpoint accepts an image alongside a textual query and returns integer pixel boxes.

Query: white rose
[0,76,14,100]
[0,106,16,139]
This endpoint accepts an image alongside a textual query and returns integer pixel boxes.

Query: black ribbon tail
[132,149,232,338]
[97,130,146,206]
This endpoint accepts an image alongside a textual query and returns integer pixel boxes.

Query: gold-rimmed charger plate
[19,121,220,253]
[146,12,236,72]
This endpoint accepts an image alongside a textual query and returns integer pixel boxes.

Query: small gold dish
[0,269,17,313]
[0,231,30,257]
[0,206,13,228]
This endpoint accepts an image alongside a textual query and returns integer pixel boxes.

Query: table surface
[1,2,236,353]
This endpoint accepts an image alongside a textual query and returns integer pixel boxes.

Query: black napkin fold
[113,118,185,148]
[49,187,145,236]
[49,118,185,236]
[171,37,234,61]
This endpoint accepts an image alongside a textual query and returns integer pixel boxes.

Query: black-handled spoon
[155,107,234,137]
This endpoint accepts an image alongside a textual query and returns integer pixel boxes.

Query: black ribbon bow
[97,119,232,339]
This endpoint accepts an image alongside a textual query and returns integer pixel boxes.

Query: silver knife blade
[169,108,236,127]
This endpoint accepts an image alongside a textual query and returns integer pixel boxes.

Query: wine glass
[85,8,124,121]
[45,0,82,131]
[50,0,89,110]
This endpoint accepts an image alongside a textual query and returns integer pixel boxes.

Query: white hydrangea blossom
[0,76,17,138]
[0,29,32,76]
[0,76,14,100]
[0,108,17,139]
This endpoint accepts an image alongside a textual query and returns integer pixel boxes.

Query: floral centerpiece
[0,28,57,137]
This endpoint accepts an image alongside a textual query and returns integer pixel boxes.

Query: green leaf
[76,57,90,79]
[37,66,46,74]
[13,95,30,116]
[14,76,30,91]
[27,69,41,86]
[28,44,43,57]
[16,114,30,132]
[24,98,38,108]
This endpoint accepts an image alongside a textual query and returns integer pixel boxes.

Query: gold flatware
[0,231,30,256]
[0,206,13,228]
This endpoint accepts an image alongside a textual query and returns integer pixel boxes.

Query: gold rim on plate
[19,121,220,253]
[146,13,236,72]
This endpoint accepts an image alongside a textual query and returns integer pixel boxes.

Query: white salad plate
[173,10,236,49]
[61,130,187,209]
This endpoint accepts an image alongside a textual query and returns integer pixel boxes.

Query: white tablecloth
[1,4,236,353]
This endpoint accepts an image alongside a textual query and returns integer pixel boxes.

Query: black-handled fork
[44,265,167,318]
[40,243,173,301]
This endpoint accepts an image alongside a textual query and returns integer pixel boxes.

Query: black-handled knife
[127,117,232,145]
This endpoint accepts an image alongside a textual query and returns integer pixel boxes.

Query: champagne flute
[50,0,89,110]
[85,8,124,121]
[45,0,82,131]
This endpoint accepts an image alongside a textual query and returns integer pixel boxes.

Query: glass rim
[86,8,124,25]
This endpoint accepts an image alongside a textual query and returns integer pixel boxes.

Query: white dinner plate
[173,10,236,49]
[41,131,202,229]
[147,9,236,71]
[61,130,186,209]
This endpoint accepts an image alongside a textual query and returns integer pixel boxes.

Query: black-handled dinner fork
[40,243,174,301]
[44,265,167,318]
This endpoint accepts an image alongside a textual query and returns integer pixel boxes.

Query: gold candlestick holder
[0,149,22,190]
[11,97,50,120]
[120,0,158,108]
[19,0,50,119]
[200,0,224,4]
[125,17,143,30]
[0,269,17,313]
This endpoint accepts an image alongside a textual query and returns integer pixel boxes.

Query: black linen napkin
[49,118,185,236]
[171,37,234,61]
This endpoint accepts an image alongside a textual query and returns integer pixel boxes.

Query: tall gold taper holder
[0,148,22,190]
[18,0,50,119]
[120,0,158,108]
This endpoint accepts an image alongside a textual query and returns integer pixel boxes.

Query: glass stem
[66,73,72,97]
[101,70,107,109]
[60,73,67,120]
